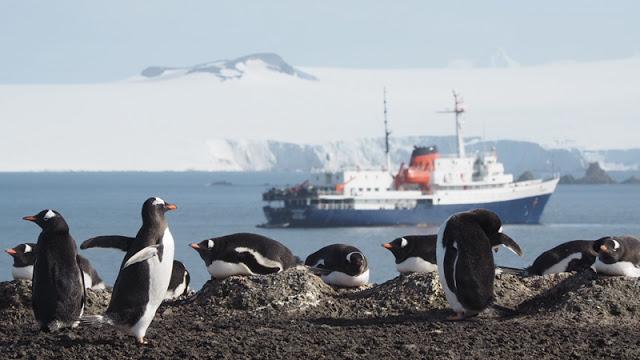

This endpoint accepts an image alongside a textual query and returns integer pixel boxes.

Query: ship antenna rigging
[438,90,466,158]
[383,87,392,172]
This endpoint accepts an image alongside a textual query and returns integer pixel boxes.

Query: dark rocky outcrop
[560,162,616,184]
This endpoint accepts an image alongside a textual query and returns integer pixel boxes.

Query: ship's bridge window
[359,188,363,191]
[375,188,379,191]
[366,188,371,191]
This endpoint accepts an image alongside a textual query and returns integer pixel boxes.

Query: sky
[1,0,639,83]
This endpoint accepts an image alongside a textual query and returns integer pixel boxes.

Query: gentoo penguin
[80,197,176,344]
[23,209,85,331]
[304,244,369,287]
[5,243,37,280]
[6,242,105,289]
[594,236,640,277]
[190,233,296,279]
[499,238,609,276]
[382,235,437,274]
[164,260,191,300]
[436,209,523,321]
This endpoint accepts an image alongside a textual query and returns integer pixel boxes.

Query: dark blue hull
[263,193,552,227]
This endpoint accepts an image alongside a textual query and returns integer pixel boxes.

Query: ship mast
[383,87,392,172]
[439,90,466,158]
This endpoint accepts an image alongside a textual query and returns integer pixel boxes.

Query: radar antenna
[438,90,466,158]
[383,87,392,172]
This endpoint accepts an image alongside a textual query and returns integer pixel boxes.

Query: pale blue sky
[1,0,638,83]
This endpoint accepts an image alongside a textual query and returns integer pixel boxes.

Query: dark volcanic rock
[3,269,640,358]
[561,162,616,184]
[516,171,536,182]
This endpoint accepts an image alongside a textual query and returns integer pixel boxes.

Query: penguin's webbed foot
[446,312,466,321]
[136,337,149,345]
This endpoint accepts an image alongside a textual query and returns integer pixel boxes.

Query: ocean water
[1,172,639,290]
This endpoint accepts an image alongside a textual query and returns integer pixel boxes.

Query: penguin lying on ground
[6,242,106,289]
[164,260,191,300]
[497,238,609,276]
[5,243,37,280]
[305,244,369,287]
[594,236,640,277]
[436,209,523,321]
[80,197,176,344]
[382,235,437,274]
[190,233,297,279]
[23,209,86,331]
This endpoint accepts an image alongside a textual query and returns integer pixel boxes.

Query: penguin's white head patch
[498,226,503,233]
[43,210,56,221]
[207,239,214,249]
[152,197,166,206]
[24,244,33,253]
[400,238,408,248]
[613,239,620,250]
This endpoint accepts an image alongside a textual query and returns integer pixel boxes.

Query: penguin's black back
[208,233,297,270]
[76,255,103,286]
[528,240,597,275]
[106,220,167,325]
[389,235,436,264]
[442,215,494,312]
[305,244,368,276]
[168,260,190,295]
[33,230,84,327]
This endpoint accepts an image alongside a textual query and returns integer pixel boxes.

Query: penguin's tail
[495,266,529,277]
[80,315,114,328]
[306,266,332,276]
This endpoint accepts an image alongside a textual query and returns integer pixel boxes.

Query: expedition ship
[261,91,558,227]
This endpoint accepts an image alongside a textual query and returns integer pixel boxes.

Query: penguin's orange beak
[382,243,394,249]
[190,243,200,250]
[22,215,37,222]
[165,204,177,211]
[5,248,16,255]
[600,245,609,252]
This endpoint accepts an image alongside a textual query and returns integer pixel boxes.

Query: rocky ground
[1,268,640,359]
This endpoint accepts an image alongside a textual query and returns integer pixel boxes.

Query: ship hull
[263,192,553,227]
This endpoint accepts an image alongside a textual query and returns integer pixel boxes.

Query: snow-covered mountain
[1,52,640,172]
[139,53,317,81]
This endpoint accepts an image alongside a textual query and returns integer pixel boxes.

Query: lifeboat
[395,145,438,189]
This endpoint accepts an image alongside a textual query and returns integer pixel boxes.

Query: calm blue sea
[1,172,639,290]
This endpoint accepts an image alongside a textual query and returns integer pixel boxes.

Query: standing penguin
[23,210,85,331]
[436,209,523,320]
[80,197,176,344]
[382,235,437,274]
[594,236,640,277]
[5,243,37,280]
[6,242,105,289]
[190,233,297,279]
[305,244,369,287]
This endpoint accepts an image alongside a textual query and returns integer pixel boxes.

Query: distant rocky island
[559,162,638,185]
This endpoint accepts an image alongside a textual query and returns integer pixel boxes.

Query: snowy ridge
[204,136,640,178]
[140,53,317,81]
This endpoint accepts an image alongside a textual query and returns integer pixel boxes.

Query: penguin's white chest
[130,228,175,338]
[594,259,640,277]
[12,266,33,281]
[436,223,465,314]
[321,269,369,287]
[396,257,438,274]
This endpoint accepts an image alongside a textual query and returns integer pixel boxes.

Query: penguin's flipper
[495,266,529,276]
[81,236,135,251]
[496,233,523,256]
[306,265,332,275]
[122,244,163,269]
[76,255,87,310]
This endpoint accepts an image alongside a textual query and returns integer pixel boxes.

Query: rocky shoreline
[1,268,640,358]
